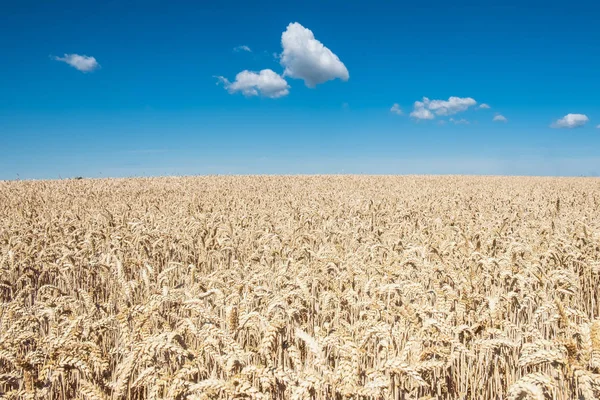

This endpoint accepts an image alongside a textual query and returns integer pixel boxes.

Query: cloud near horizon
[53,53,99,72]
[216,69,290,98]
[279,22,349,88]
[551,114,589,129]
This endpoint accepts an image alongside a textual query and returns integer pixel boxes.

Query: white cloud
[409,96,477,120]
[493,114,508,123]
[280,22,349,87]
[426,96,477,116]
[479,103,491,109]
[410,100,435,120]
[450,118,470,125]
[551,114,589,129]
[234,45,252,52]
[53,53,99,72]
[596,124,600,129]
[216,69,290,98]
[390,103,403,115]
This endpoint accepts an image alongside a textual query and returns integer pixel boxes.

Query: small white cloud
[216,69,290,98]
[493,114,508,123]
[596,124,600,129]
[234,45,252,52]
[479,103,491,109]
[551,114,589,129]
[280,22,349,87]
[410,100,435,120]
[409,96,477,120]
[426,96,477,116]
[450,118,470,125]
[390,103,403,115]
[53,53,99,72]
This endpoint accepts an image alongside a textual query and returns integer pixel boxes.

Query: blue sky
[1,0,599,179]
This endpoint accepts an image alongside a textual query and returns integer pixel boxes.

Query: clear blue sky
[1,0,599,179]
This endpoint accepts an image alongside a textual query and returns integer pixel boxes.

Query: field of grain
[1,176,600,399]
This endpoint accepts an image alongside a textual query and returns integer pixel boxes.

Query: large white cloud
[551,114,589,129]
[279,22,349,88]
[216,69,290,98]
[53,53,99,72]
[410,96,477,120]
[493,114,508,123]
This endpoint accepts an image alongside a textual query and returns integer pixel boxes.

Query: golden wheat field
[1,175,600,400]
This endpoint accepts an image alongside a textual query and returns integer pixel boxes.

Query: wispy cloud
[279,22,349,87]
[479,103,491,109]
[493,114,508,123]
[216,69,290,98]
[551,114,589,129]
[234,45,252,52]
[450,118,470,125]
[390,103,403,115]
[52,53,99,72]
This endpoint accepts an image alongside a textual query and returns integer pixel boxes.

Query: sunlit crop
[1,176,599,399]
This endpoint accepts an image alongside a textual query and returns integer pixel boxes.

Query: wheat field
[1,175,600,399]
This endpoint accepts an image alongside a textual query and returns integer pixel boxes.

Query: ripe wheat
[1,175,600,399]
